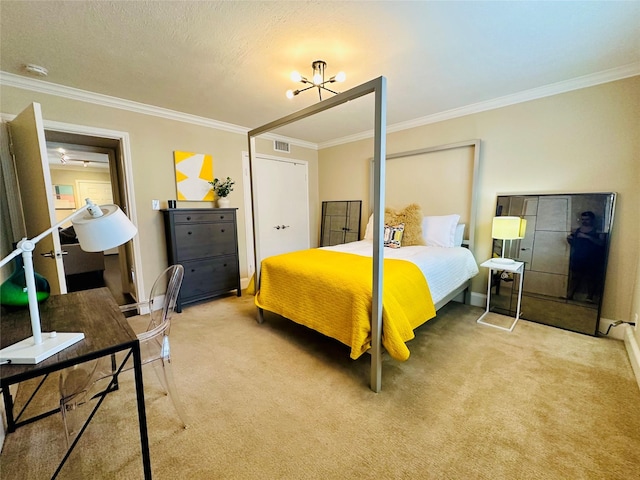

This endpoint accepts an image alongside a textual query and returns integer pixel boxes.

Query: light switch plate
[152,199,160,210]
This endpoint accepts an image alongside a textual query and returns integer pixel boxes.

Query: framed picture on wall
[53,184,76,209]
[173,151,215,201]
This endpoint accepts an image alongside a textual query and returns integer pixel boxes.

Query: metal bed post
[369,77,386,393]
[248,77,388,392]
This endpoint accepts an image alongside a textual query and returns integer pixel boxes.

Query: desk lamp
[491,216,526,265]
[0,199,137,364]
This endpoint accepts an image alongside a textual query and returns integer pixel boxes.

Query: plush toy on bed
[384,203,425,246]
[364,203,426,248]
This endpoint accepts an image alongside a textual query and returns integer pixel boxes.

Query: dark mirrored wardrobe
[490,193,616,336]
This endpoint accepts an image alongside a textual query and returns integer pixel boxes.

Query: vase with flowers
[209,176,235,208]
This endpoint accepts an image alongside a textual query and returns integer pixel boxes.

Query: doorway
[45,133,135,305]
[2,104,143,306]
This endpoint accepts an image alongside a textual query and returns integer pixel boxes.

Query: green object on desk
[0,254,50,307]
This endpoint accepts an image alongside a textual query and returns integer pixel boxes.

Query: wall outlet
[152,199,160,210]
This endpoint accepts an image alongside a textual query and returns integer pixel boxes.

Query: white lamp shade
[492,216,526,240]
[72,204,137,252]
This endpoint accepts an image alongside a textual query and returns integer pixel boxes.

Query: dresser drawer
[174,223,236,261]
[172,211,234,224]
[180,256,239,301]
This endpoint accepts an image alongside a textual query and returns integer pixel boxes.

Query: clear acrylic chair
[59,264,188,445]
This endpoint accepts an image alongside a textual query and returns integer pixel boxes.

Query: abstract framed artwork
[53,184,76,209]
[173,151,214,201]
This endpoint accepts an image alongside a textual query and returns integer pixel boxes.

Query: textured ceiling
[1,1,639,145]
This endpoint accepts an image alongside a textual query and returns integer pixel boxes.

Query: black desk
[0,287,151,479]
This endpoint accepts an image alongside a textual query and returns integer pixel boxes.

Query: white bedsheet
[321,240,479,305]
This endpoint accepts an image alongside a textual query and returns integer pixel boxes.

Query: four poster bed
[255,235,479,362]
[248,77,480,392]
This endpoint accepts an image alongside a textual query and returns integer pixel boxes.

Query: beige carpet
[1,293,639,479]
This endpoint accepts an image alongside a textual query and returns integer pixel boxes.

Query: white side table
[477,258,525,332]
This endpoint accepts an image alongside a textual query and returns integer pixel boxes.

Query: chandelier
[57,148,91,167]
[286,60,346,101]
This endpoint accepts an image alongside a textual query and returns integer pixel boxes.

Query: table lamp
[0,198,137,364]
[491,216,526,265]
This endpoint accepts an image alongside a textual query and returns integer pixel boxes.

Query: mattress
[322,240,479,305]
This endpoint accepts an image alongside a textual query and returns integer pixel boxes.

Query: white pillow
[364,214,374,240]
[421,214,461,247]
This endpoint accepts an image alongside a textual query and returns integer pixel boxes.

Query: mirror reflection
[490,193,616,336]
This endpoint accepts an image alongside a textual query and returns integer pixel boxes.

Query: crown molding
[3,62,638,152]
[319,62,640,149]
[0,71,322,150]
[0,71,250,134]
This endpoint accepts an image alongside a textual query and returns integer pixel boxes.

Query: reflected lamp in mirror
[0,199,137,364]
[491,216,526,265]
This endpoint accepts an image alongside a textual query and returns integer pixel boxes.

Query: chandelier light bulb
[290,71,302,82]
[286,89,295,99]
[312,73,323,85]
[335,71,346,83]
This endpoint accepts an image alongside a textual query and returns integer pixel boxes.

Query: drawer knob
[186,216,191,220]
[221,229,225,233]
[191,268,195,272]
[188,231,192,235]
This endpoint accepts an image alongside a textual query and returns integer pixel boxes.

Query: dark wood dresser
[162,208,241,311]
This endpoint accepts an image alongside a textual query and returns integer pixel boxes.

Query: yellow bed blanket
[254,249,436,361]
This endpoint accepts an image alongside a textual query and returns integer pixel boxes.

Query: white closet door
[255,157,309,259]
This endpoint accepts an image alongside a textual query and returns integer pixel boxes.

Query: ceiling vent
[273,140,290,153]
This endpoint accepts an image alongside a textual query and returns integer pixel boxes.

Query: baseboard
[470,291,485,308]
[623,326,640,392]
[598,317,627,340]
